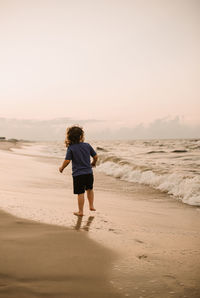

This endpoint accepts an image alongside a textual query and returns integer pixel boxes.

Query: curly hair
[65,125,84,147]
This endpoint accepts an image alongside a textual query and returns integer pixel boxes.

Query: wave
[147,150,166,154]
[97,161,200,206]
[172,150,188,153]
[96,146,108,152]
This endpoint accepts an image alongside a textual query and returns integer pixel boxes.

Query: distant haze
[0,117,199,141]
[0,0,199,139]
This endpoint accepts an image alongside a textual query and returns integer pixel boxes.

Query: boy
[59,126,98,216]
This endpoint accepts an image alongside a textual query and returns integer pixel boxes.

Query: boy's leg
[74,193,84,216]
[87,189,96,211]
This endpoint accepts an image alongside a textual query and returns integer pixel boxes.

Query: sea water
[14,138,200,207]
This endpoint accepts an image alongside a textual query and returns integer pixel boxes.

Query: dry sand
[0,142,200,298]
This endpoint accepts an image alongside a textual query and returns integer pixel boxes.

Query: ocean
[15,138,200,207]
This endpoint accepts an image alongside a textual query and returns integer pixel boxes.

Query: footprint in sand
[107,228,121,235]
[138,254,148,259]
[134,239,144,244]
[163,274,176,279]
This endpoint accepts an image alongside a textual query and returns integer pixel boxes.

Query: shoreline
[0,143,200,297]
[0,140,32,151]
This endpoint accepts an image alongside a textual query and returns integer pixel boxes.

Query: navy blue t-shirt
[65,142,97,177]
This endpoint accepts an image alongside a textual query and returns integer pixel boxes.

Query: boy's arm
[91,154,98,167]
[59,160,71,173]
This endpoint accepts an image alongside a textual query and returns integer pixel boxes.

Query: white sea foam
[97,161,200,206]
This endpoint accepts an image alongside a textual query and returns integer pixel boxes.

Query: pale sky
[0,0,199,132]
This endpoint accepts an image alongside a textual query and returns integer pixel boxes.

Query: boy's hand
[91,154,98,167]
[59,160,70,173]
[59,167,63,173]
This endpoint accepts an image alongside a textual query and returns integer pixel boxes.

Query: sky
[0,0,199,139]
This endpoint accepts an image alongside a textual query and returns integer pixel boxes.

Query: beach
[0,209,121,298]
[0,141,200,298]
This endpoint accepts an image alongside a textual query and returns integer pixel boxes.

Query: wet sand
[0,142,200,298]
[0,209,121,298]
[0,140,26,151]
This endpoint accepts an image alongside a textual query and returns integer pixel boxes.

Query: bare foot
[73,212,84,216]
[90,207,96,211]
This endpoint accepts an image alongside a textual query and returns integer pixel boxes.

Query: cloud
[113,117,200,140]
[0,116,199,141]
[87,117,200,140]
[0,117,103,141]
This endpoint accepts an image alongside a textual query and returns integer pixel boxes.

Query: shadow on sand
[74,216,95,231]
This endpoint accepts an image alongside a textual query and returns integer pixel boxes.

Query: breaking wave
[97,161,200,206]
[147,150,166,154]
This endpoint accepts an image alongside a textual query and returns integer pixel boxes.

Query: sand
[0,140,26,151]
[0,210,120,298]
[0,142,200,298]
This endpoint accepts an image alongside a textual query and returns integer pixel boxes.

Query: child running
[59,125,98,216]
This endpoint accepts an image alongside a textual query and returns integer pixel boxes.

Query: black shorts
[73,174,94,194]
